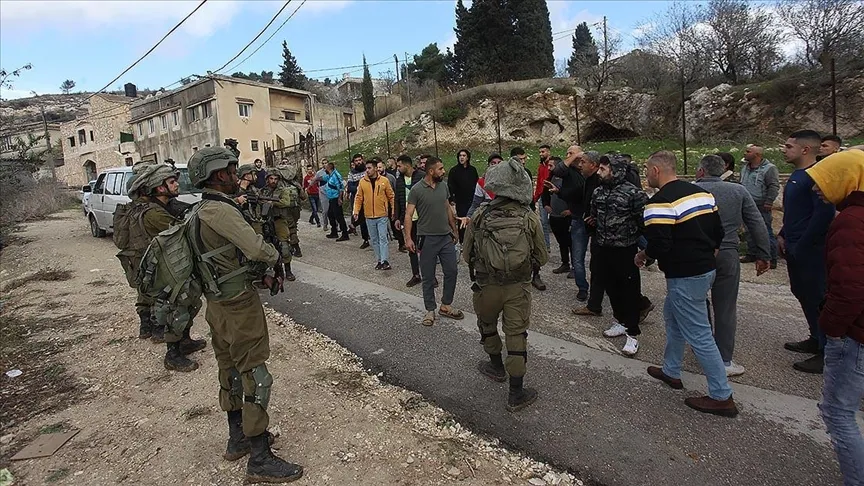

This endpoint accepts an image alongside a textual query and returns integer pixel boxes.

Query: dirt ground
[0,210,580,486]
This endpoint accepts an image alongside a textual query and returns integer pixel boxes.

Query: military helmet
[188,147,238,188]
[238,164,257,179]
[266,168,283,180]
[129,163,178,196]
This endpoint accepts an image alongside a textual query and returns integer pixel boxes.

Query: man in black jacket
[448,149,479,244]
[551,145,589,301]
[395,155,427,287]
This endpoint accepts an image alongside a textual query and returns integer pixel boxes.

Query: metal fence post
[574,95,582,146]
[495,101,502,155]
[681,79,688,175]
[831,57,837,136]
[385,122,391,158]
[432,117,439,158]
[346,127,351,162]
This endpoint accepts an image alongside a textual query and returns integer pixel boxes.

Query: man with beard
[447,148,479,245]
[346,154,370,248]
[395,155,427,286]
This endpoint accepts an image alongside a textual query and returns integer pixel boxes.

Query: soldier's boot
[224,411,277,461]
[179,328,207,355]
[506,376,538,412]
[137,310,152,339]
[150,324,165,344]
[477,353,506,383]
[164,342,199,372]
[531,268,547,291]
[284,262,296,282]
[291,244,302,258]
[246,433,304,483]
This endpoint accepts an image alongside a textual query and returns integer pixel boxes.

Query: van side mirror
[82,185,92,193]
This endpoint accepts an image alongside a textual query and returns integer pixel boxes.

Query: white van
[83,164,201,237]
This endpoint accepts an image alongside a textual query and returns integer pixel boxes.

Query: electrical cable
[212,1,292,74]
[222,0,308,74]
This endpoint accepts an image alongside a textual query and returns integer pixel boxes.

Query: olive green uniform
[463,199,548,378]
[238,184,264,235]
[197,189,279,438]
[259,185,294,263]
[131,197,176,313]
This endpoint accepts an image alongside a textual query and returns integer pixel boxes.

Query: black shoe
[506,376,538,412]
[224,411,248,461]
[531,274,547,291]
[246,433,304,483]
[398,245,408,253]
[477,355,506,382]
[316,223,321,228]
[551,263,570,274]
[150,325,165,344]
[179,328,207,354]
[784,337,820,354]
[381,261,392,270]
[770,259,777,269]
[740,255,757,263]
[639,302,656,324]
[406,275,422,287]
[375,262,383,270]
[645,257,656,268]
[567,271,574,279]
[292,244,302,258]
[138,311,152,339]
[360,240,370,249]
[164,342,199,372]
[336,235,349,242]
[326,232,338,239]
[284,262,296,282]
[793,353,824,374]
[576,290,588,302]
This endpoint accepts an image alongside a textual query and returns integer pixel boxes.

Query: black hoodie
[448,161,479,217]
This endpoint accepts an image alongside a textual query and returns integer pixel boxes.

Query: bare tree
[777,0,864,68]
[587,19,622,92]
[636,1,711,88]
[554,59,569,78]
[378,69,396,94]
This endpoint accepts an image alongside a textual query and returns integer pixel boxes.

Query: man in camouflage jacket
[588,155,648,356]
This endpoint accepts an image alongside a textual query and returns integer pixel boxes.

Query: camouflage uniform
[589,157,648,338]
[463,158,549,412]
[275,165,307,257]
[260,170,299,280]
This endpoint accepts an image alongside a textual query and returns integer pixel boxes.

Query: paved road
[266,230,862,486]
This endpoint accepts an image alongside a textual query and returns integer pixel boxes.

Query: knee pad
[244,365,273,409]
[219,367,243,398]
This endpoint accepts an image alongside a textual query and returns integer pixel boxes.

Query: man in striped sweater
[637,150,738,418]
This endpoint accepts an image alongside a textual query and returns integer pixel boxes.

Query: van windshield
[177,168,201,194]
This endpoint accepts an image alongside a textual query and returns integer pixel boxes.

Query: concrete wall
[320,77,577,157]
[0,123,61,160]
[313,102,354,144]
[58,95,137,187]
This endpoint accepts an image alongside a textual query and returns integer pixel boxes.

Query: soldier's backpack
[113,201,159,287]
[112,203,131,250]
[471,199,533,285]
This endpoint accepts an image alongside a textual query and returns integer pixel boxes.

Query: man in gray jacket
[739,144,779,268]
[696,155,771,377]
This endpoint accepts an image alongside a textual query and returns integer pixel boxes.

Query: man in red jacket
[534,145,553,251]
[806,148,864,485]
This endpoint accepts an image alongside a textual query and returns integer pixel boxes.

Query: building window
[187,106,199,122]
[172,110,179,126]
[0,135,12,151]
[148,118,155,134]
[251,140,259,152]
[283,110,297,121]
[68,136,76,148]
[89,130,94,142]
[160,114,167,130]
[204,143,211,148]
[202,101,212,118]
[78,129,87,145]
[138,123,143,136]
[238,103,252,117]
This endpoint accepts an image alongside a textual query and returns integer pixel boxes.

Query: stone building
[57,93,139,186]
[0,121,61,160]
[129,75,316,166]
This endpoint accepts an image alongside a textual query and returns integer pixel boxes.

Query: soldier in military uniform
[276,164,306,258]
[125,164,207,372]
[237,164,263,234]
[260,169,297,281]
[187,147,304,483]
[463,157,549,412]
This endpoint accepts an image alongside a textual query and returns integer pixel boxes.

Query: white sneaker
[603,322,627,337]
[725,361,745,377]
[622,336,639,356]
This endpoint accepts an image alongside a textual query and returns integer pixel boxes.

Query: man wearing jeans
[404,157,463,326]
[533,145,553,251]
[740,145,780,268]
[638,150,737,418]
[551,145,590,301]
[353,160,396,270]
[807,149,864,486]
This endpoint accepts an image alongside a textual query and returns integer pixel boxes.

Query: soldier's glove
[262,275,284,296]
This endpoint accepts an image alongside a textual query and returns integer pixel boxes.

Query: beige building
[0,120,61,160]
[57,93,139,186]
[129,75,316,167]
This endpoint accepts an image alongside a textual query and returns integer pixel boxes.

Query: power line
[79,0,209,107]
[213,1,292,74]
[302,57,392,76]
[223,0,308,74]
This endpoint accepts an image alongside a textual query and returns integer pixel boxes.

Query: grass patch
[44,363,66,379]
[0,181,80,252]
[182,405,212,421]
[39,421,69,434]
[45,468,70,483]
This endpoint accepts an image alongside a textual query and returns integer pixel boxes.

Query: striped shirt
[643,180,724,278]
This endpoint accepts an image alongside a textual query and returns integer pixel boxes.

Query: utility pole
[394,54,400,83]
[404,52,411,107]
[601,16,608,91]
[31,91,56,181]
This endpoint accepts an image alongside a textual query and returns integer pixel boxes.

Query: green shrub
[435,104,468,127]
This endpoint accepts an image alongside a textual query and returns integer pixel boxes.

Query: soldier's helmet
[266,168,283,180]
[129,163,178,196]
[188,147,238,188]
[237,164,257,180]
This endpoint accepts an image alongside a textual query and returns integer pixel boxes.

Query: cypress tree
[278,41,305,89]
[507,0,555,79]
[361,56,376,125]
[451,0,471,84]
[567,22,599,77]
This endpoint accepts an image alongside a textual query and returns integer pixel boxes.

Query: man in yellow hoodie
[353,159,396,270]
[805,149,864,486]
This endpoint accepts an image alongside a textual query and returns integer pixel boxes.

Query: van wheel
[90,215,106,238]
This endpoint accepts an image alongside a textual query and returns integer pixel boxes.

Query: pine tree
[463,0,512,85]
[278,41,305,89]
[451,0,472,84]
[567,22,599,77]
[361,56,376,125]
[507,0,555,79]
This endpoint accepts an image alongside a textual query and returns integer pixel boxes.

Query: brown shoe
[684,395,739,418]
[647,366,684,390]
[572,306,602,317]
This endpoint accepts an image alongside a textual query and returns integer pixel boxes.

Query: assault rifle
[245,194,281,205]
[259,204,285,296]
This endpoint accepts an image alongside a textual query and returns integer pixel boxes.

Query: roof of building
[94,93,137,104]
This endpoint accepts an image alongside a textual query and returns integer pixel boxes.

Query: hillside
[0,93,90,126]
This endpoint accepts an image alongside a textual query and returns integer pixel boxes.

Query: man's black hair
[487,153,503,164]
[822,134,842,144]
[351,153,364,161]
[789,129,822,147]
[426,157,443,169]
[510,147,525,157]
[539,144,551,150]
[716,152,736,171]
[457,148,472,162]
[396,154,413,164]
